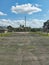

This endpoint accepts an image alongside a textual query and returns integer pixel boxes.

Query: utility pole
[25,16,26,32]
[25,16,26,27]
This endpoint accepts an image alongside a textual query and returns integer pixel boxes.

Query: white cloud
[11,3,42,15]
[35,4,41,7]
[35,4,39,7]
[0,11,7,16]
[31,19,45,28]
[0,19,45,28]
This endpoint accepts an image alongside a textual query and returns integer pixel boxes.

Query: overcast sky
[0,0,49,28]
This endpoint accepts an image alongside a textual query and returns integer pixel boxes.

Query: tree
[43,20,49,32]
[20,25,24,28]
[7,25,13,32]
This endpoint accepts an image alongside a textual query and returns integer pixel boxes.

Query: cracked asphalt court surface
[0,32,49,65]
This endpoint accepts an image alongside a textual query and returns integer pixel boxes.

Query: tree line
[7,20,49,32]
[7,25,41,32]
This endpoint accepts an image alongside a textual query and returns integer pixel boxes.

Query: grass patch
[29,32,49,36]
[29,32,38,34]
[38,32,49,36]
[0,32,13,37]
[27,45,36,49]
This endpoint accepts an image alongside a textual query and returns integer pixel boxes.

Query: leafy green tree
[7,25,13,32]
[43,20,49,32]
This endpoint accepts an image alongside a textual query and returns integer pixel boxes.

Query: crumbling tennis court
[0,32,49,65]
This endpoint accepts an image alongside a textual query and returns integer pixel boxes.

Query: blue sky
[0,0,49,28]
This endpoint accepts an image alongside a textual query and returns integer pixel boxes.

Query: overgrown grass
[38,32,49,36]
[29,32,49,36]
[0,32,13,37]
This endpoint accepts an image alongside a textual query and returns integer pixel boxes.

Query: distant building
[0,26,8,33]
